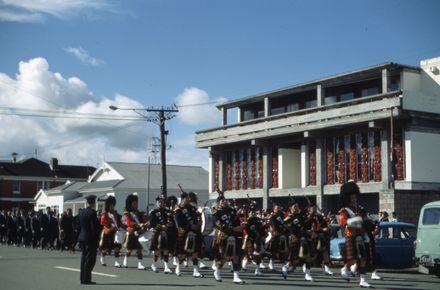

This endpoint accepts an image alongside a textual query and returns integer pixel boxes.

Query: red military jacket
[123,211,148,234]
[100,211,122,235]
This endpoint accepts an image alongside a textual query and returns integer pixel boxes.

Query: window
[12,181,21,194]
[362,87,380,97]
[340,92,354,102]
[422,207,440,225]
[37,181,50,191]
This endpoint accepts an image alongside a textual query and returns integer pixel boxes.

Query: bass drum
[201,207,214,235]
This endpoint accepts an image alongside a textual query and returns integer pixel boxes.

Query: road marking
[55,266,118,278]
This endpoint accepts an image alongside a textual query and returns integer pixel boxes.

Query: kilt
[288,236,300,263]
[125,233,143,251]
[212,231,243,261]
[244,238,263,258]
[99,231,116,250]
[149,230,169,252]
[176,229,202,256]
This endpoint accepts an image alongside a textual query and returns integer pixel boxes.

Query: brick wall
[394,191,440,225]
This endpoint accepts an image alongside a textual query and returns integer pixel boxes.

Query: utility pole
[146,107,178,198]
[109,105,178,199]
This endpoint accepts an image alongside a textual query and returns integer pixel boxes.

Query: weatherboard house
[196,56,440,225]
[34,161,209,214]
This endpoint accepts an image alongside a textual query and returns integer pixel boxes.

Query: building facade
[196,57,440,224]
[0,157,95,211]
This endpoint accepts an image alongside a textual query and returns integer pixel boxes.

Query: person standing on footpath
[79,195,100,285]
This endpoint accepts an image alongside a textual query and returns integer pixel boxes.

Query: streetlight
[108,105,178,198]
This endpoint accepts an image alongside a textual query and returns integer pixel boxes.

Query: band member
[123,194,148,270]
[308,205,334,276]
[60,208,74,252]
[165,196,178,267]
[267,203,289,273]
[78,195,100,285]
[359,206,382,280]
[338,181,373,288]
[99,196,123,267]
[149,196,173,274]
[283,202,314,281]
[241,203,266,276]
[174,191,204,278]
[211,194,245,284]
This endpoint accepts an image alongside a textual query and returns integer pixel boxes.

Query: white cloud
[65,47,104,66]
[0,0,113,23]
[0,57,152,166]
[175,87,227,126]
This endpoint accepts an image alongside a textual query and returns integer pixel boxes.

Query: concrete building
[34,161,209,214]
[195,56,440,224]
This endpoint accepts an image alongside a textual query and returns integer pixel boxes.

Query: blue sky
[1,0,439,168]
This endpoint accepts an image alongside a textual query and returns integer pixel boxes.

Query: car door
[376,225,401,267]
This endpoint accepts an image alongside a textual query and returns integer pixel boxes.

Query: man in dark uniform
[60,208,74,252]
[6,210,18,245]
[31,211,42,249]
[78,195,100,285]
[0,210,6,244]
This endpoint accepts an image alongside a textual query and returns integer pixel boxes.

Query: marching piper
[308,205,334,276]
[174,191,204,278]
[212,193,245,284]
[338,181,373,288]
[241,202,266,276]
[99,196,123,268]
[267,203,289,273]
[149,196,173,274]
[122,194,148,270]
[283,202,314,281]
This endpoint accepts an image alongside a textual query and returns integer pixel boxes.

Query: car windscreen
[422,207,440,225]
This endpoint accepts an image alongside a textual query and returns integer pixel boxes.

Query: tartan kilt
[149,230,170,252]
[212,231,243,261]
[99,231,116,250]
[244,238,263,258]
[288,236,300,263]
[124,232,143,251]
[176,229,202,256]
[345,236,356,262]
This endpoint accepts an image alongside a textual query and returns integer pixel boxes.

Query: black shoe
[81,281,96,285]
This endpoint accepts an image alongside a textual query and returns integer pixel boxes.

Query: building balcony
[196,91,402,148]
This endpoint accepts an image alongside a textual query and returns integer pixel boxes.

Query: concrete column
[315,138,325,210]
[208,150,215,193]
[301,144,309,188]
[381,129,390,189]
[317,84,324,107]
[382,68,390,93]
[218,152,224,192]
[237,107,242,123]
[264,97,270,117]
[221,107,227,126]
[262,146,271,210]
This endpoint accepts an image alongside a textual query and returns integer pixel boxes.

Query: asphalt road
[0,245,438,290]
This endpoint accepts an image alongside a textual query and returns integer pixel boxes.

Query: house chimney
[50,158,59,171]
[11,152,18,163]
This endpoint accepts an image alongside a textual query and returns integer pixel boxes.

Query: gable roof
[0,158,95,179]
[105,162,208,191]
